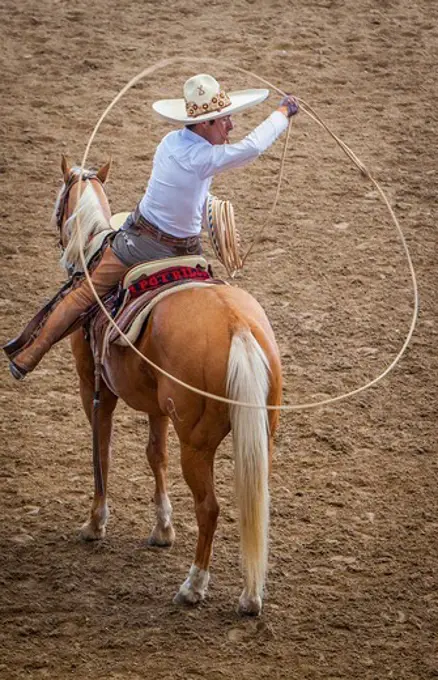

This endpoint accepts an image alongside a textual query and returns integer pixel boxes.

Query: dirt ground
[0,0,437,678]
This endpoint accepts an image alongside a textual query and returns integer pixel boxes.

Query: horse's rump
[141,284,282,409]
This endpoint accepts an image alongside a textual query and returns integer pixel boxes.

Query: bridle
[56,170,104,250]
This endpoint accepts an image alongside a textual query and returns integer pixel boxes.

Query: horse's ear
[61,155,70,183]
[96,158,112,184]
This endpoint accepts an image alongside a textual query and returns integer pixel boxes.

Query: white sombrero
[152,73,269,125]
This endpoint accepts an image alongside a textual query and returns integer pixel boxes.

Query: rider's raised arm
[192,111,289,180]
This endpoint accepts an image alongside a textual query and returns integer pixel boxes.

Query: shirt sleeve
[192,111,289,180]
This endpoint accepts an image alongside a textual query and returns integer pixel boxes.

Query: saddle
[91,255,223,357]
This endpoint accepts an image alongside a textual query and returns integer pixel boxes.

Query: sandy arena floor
[0,1,437,678]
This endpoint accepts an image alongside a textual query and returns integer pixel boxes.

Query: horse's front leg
[146,414,175,547]
[78,375,118,540]
[174,443,219,606]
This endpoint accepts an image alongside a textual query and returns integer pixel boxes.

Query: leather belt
[133,209,200,249]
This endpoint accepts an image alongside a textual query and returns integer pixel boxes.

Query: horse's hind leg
[146,414,175,547]
[78,375,118,540]
[174,443,219,606]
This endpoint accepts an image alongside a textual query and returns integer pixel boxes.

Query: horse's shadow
[1,525,251,630]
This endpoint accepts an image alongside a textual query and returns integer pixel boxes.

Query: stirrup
[9,361,29,381]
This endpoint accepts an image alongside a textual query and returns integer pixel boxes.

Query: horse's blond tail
[226,329,270,601]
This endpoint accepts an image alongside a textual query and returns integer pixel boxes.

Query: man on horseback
[6,73,299,380]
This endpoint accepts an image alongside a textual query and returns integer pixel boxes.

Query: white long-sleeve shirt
[138,110,289,238]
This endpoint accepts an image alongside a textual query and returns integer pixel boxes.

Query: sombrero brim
[152,88,270,124]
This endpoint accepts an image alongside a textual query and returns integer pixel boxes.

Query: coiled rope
[205,194,242,277]
[74,56,419,411]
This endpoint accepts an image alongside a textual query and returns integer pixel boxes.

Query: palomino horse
[56,158,282,615]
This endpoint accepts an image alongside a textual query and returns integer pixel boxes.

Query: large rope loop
[73,56,419,411]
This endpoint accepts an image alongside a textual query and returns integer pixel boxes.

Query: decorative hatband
[185,90,231,118]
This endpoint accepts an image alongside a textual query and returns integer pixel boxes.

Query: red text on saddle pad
[128,265,210,299]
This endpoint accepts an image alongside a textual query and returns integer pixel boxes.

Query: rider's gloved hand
[278,95,299,118]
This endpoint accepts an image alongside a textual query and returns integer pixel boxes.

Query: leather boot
[10,247,128,378]
[10,290,93,375]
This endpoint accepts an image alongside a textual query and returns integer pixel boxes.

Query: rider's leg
[10,247,128,378]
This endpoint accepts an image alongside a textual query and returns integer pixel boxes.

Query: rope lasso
[73,56,419,411]
[205,194,243,277]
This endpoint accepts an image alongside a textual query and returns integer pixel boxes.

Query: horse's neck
[60,182,113,273]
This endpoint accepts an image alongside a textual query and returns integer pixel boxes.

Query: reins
[73,56,419,411]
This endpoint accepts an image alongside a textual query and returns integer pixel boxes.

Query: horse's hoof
[147,523,175,547]
[238,593,262,616]
[79,521,106,541]
[173,587,203,607]
[173,565,209,606]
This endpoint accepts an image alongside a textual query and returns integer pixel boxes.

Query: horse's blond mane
[55,168,111,274]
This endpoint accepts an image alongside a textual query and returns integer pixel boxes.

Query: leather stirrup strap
[92,346,105,497]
